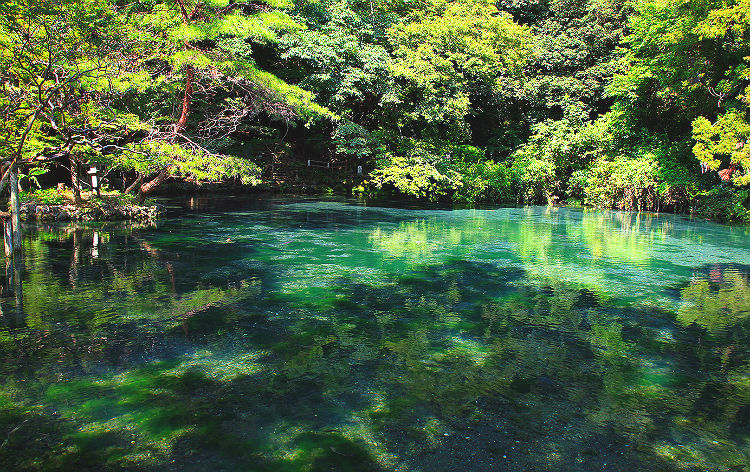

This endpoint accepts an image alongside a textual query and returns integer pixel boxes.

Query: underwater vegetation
[0,199,748,471]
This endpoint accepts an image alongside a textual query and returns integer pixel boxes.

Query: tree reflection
[0,216,748,471]
[679,265,750,337]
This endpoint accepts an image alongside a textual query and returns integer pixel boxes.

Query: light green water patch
[1,198,749,471]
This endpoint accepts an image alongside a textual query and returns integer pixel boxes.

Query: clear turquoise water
[1,197,748,471]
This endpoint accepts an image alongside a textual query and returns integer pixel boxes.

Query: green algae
[0,198,749,471]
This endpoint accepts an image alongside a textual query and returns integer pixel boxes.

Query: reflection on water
[0,198,749,471]
[679,266,750,337]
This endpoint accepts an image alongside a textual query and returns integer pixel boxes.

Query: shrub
[20,188,65,205]
[511,156,559,204]
[583,156,660,211]
[453,160,513,203]
[369,144,461,200]
[694,187,750,223]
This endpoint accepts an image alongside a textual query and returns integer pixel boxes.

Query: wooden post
[8,164,21,252]
[88,166,101,197]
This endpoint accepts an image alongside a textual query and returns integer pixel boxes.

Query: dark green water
[1,197,749,471]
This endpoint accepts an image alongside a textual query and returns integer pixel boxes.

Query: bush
[370,141,516,204]
[453,160,513,203]
[20,188,65,205]
[655,158,701,213]
[694,187,750,223]
[511,156,559,204]
[582,156,660,211]
[508,116,611,204]
[369,144,461,200]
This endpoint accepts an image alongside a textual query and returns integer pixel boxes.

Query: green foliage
[511,154,558,204]
[281,0,394,118]
[20,188,65,205]
[694,186,750,222]
[2,0,750,221]
[510,115,613,203]
[18,166,48,189]
[607,0,709,126]
[583,155,660,210]
[595,0,750,219]
[333,121,372,159]
[127,0,329,120]
[114,141,262,186]
[0,0,130,163]
[452,159,513,203]
[387,0,531,141]
[522,0,627,122]
[693,112,750,184]
[370,142,515,203]
[369,143,460,200]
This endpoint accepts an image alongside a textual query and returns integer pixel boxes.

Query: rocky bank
[19,202,166,222]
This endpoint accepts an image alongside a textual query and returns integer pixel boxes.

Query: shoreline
[15,193,749,226]
[19,201,166,222]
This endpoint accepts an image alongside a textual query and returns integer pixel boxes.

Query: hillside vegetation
[2,0,750,220]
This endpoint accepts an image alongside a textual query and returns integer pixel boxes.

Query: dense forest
[2,0,750,221]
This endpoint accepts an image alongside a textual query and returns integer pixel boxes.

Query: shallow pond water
[1,197,749,471]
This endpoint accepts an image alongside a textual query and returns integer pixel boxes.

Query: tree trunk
[9,163,22,251]
[137,169,170,202]
[0,163,12,196]
[124,173,144,195]
[70,155,82,204]
[175,65,194,134]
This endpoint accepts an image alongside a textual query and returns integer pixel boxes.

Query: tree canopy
[3,0,750,220]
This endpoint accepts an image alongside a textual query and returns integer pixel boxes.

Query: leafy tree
[689,1,750,184]
[693,111,750,184]
[610,0,750,186]
[3,0,750,220]
[109,0,333,199]
[522,0,628,123]
[282,0,394,122]
[387,0,530,142]
[505,0,629,204]
[369,141,461,200]
[0,0,134,246]
[279,0,394,166]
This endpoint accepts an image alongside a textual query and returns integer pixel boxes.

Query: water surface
[1,198,749,471]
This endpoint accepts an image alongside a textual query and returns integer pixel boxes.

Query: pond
[1,197,749,471]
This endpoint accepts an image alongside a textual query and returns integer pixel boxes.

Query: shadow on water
[0,209,748,471]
